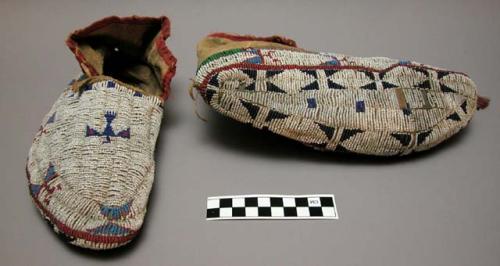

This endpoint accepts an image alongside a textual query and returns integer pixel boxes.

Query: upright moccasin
[193,33,488,156]
[26,16,176,249]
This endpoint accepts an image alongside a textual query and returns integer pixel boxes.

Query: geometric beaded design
[195,46,479,156]
[27,80,164,250]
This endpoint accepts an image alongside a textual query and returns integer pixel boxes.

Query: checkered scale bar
[206,194,338,220]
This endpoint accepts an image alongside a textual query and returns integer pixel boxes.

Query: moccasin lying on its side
[26,16,176,249]
[193,33,489,156]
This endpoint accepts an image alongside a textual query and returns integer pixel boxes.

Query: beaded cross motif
[86,111,130,143]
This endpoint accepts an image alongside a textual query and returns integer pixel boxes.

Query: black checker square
[206,208,220,218]
[320,197,334,207]
[309,207,323,217]
[270,197,284,207]
[219,198,232,208]
[258,207,272,217]
[232,207,246,217]
[284,207,298,217]
[295,197,309,207]
[245,197,258,207]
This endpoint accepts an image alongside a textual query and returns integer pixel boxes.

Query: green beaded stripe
[198,48,245,69]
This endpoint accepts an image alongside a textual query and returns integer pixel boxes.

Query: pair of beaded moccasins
[27,16,489,250]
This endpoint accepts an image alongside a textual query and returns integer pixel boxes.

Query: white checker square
[207,199,219,209]
[283,197,296,207]
[245,207,258,217]
[271,207,284,217]
[233,197,245,207]
[220,207,232,217]
[258,197,271,207]
[322,207,336,217]
[308,197,321,207]
[296,207,310,217]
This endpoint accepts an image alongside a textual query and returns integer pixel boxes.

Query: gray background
[1,0,499,265]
